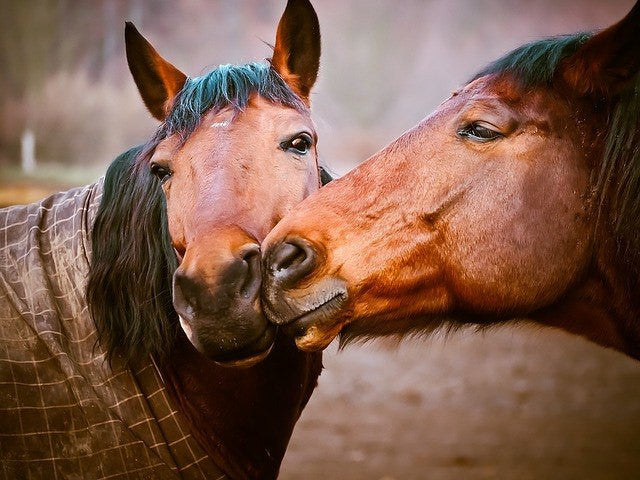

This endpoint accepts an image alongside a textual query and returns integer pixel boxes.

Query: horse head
[262,2,640,358]
[89,0,323,366]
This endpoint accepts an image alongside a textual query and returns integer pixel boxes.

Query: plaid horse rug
[0,182,225,479]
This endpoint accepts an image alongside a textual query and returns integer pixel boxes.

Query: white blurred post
[21,128,36,174]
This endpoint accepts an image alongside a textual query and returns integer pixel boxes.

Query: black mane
[471,33,590,86]
[87,146,177,365]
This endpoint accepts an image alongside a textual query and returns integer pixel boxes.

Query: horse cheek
[165,190,187,254]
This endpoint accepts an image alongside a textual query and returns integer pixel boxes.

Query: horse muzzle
[172,242,276,365]
[261,237,349,351]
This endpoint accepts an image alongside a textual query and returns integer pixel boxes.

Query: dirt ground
[279,325,640,480]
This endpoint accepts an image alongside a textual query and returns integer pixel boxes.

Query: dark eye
[150,163,172,183]
[458,122,503,142]
[280,133,313,155]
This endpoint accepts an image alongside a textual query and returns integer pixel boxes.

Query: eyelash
[458,123,503,142]
[150,163,172,183]
[280,132,313,155]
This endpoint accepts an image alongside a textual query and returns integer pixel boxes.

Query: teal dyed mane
[161,63,306,143]
[473,32,640,277]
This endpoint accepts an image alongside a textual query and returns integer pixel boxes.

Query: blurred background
[1,0,639,478]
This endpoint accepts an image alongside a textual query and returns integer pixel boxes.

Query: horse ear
[559,2,640,96]
[271,0,321,104]
[125,22,187,120]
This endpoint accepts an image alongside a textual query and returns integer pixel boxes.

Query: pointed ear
[125,22,187,120]
[271,0,321,104]
[559,2,640,96]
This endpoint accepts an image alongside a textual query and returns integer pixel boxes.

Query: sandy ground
[279,325,640,480]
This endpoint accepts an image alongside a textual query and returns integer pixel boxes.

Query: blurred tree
[0,0,164,169]
[0,0,632,176]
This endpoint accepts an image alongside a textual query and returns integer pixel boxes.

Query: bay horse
[0,1,327,478]
[261,2,640,361]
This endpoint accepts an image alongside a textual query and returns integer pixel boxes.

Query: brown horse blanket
[0,182,225,479]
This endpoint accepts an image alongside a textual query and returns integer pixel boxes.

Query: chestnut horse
[0,1,326,479]
[262,2,640,361]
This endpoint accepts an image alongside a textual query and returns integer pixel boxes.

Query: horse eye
[150,163,172,183]
[281,133,313,155]
[459,123,502,142]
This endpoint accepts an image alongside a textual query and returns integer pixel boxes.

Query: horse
[261,1,640,361]
[0,1,327,478]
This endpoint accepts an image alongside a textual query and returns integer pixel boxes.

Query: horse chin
[294,322,344,352]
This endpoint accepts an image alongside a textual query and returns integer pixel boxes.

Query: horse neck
[160,332,321,480]
[593,235,640,359]
[533,96,640,360]
[535,235,640,360]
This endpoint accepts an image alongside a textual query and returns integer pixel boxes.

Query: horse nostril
[239,244,261,299]
[269,238,316,286]
[273,243,305,272]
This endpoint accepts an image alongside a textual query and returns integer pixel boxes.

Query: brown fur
[271,0,321,103]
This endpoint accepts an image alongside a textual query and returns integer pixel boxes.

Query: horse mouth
[281,291,348,351]
[213,342,274,368]
[180,313,276,367]
[210,325,276,367]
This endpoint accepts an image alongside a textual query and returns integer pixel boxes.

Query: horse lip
[281,290,348,339]
[209,325,276,366]
[178,314,196,344]
[214,342,274,368]
[264,276,349,325]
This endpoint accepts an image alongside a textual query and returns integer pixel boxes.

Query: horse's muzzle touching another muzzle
[262,238,348,350]
[172,243,275,366]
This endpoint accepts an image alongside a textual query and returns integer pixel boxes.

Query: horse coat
[0,181,226,479]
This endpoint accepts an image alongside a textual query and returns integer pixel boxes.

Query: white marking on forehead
[211,120,230,128]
